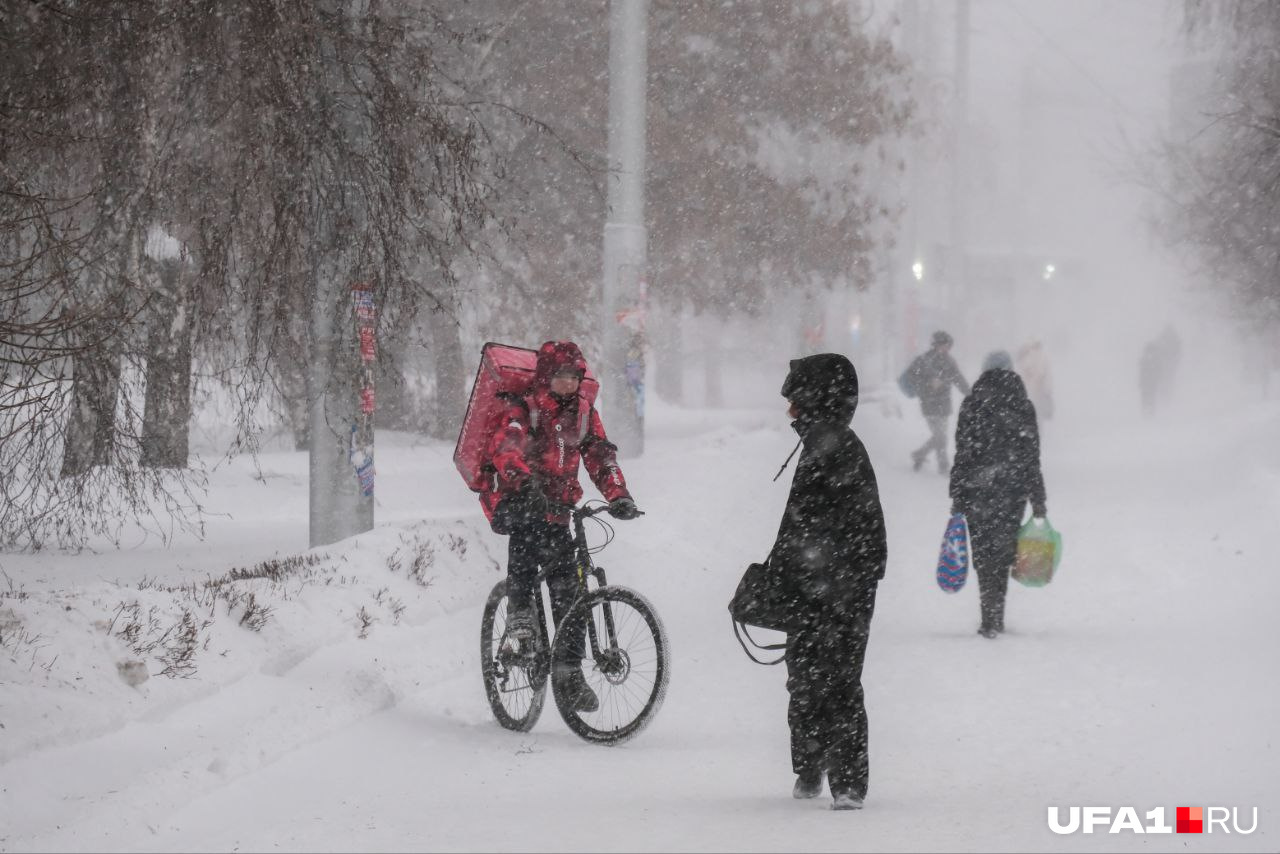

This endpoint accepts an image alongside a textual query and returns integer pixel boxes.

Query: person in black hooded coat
[767,353,887,810]
[949,351,1048,638]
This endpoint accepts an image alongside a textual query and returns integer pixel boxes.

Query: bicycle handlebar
[546,501,644,520]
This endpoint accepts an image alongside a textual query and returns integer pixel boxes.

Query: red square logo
[1177,807,1203,834]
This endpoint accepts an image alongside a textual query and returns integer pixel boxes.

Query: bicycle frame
[484,498,665,743]
[534,502,629,670]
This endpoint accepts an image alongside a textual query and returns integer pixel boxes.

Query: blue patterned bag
[936,512,970,593]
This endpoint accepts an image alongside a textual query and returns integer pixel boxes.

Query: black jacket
[906,348,970,417]
[949,368,1047,515]
[770,354,888,619]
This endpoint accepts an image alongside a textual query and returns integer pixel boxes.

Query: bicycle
[480,500,670,745]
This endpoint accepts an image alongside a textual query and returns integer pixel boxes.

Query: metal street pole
[601,0,649,458]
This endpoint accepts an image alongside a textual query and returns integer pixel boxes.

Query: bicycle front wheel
[480,579,548,732]
[551,585,670,746]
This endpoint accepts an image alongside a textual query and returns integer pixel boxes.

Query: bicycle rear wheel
[551,585,670,745]
[481,579,548,732]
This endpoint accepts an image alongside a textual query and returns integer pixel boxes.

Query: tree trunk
[61,253,129,478]
[427,302,465,441]
[141,259,194,468]
[286,376,310,451]
[703,315,723,408]
[275,322,311,451]
[795,287,823,354]
[653,299,684,405]
[60,327,122,477]
[373,314,414,433]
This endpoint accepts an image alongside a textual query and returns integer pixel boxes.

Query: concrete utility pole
[900,0,923,367]
[949,0,971,329]
[309,1,375,548]
[308,243,341,548]
[307,255,376,549]
[601,0,649,457]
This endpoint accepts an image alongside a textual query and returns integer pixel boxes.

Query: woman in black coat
[767,353,887,810]
[949,351,1048,638]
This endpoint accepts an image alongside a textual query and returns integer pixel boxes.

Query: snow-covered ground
[1,367,1277,853]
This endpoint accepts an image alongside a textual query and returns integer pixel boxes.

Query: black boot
[793,769,824,799]
[830,790,865,810]
[555,669,599,713]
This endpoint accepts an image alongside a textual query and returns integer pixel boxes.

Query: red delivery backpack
[453,342,600,493]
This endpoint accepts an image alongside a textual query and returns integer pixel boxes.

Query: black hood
[965,368,1035,432]
[781,353,859,423]
[971,367,1029,403]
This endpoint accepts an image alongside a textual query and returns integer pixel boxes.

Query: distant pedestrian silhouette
[1138,326,1181,417]
[903,331,970,474]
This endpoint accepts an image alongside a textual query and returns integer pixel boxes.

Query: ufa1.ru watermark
[1048,806,1258,834]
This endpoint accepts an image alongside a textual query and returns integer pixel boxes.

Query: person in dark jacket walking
[906,330,971,474]
[949,350,1048,638]
[766,353,887,811]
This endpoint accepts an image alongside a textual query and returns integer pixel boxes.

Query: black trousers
[965,504,1023,631]
[785,587,877,799]
[506,518,584,666]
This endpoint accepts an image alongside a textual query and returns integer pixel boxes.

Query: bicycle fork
[579,565,628,683]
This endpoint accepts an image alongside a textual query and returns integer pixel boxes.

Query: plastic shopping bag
[1012,517,1063,587]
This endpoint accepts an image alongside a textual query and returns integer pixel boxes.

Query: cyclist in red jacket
[483,340,639,712]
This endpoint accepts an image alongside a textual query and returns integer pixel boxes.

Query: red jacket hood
[534,340,589,387]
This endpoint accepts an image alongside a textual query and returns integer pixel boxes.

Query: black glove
[607,497,641,520]
[1031,502,1047,519]
[501,481,548,522]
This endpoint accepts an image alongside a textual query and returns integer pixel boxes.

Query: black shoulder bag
[728,560,793,666]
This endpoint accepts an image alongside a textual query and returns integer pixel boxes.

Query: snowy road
[2,396,1277,852]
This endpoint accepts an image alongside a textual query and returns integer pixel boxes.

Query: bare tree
[452,1,912,375]
[1162,1,1280,333]
[1,2,180,547]
[140,255,195,468]
[646,1,912,314]
[0,1,504,548]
